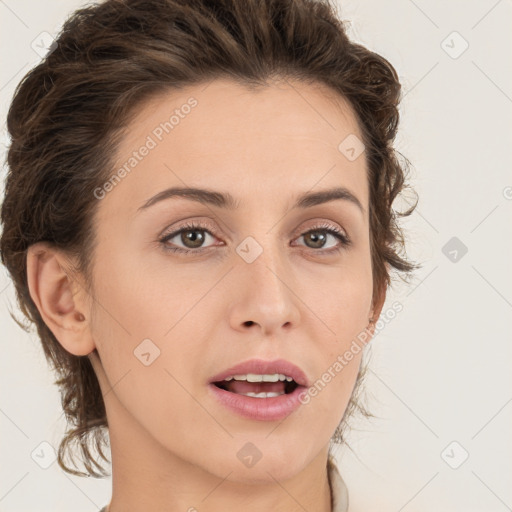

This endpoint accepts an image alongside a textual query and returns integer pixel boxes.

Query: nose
[227,240,301,337]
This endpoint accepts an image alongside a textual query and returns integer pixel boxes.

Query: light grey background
[1,1,511,511]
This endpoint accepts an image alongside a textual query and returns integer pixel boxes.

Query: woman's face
[85,77,381,482]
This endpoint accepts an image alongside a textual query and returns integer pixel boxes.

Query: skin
[27,77,385,512]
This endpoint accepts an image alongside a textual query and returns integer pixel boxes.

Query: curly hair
[0,0,417,478]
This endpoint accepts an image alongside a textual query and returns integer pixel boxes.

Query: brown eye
[303,230,329,249]
[179,228,207,249]
[160,222,218,253]
[295,224,351,253]
[159,221,350,255]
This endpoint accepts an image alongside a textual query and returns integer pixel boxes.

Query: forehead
[100,77,368,218]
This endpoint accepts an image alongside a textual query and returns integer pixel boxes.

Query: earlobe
[26,242,95,356]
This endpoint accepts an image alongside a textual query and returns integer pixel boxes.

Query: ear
[26,242,96,356]
[366,277,388,339]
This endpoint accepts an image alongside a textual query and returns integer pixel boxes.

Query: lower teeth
[240,391,285,398]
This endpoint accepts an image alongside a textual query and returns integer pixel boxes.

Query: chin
[212,439,317,483]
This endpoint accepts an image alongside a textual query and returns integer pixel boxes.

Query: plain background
[1,1,511,511]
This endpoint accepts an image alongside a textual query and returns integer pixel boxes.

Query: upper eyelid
[160,220,219,240]
[160,219,348,239]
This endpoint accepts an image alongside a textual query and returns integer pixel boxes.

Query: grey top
[98,457,348,512]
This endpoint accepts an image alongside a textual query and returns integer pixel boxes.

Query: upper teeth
[224,373,293,382]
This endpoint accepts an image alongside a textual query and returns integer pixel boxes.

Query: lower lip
[208,383,307,421]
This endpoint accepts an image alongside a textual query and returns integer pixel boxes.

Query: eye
[293,222,351,253]
[159,221,351,255]
[159,221,220,254]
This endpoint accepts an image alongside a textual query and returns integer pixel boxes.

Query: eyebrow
[137,186,365,215]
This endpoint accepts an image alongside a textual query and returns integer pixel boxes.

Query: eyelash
[159,221,351,255]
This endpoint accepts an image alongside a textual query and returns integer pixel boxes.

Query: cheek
[312,258,373,345]
[297,349,363,449]
[305,259,372,423]
[88,282,212,448]
[89,245,213,391]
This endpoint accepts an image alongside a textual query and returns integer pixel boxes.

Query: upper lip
[209,358,309,387]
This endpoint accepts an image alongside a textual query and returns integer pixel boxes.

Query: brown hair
[0,0,417,477]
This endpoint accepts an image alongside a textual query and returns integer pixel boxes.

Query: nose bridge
[246,239,287,291]
[243,201,293,268]
[238,228,287,294]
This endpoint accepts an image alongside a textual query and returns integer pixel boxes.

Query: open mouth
[208,366,308,420]
[212,374,299,398]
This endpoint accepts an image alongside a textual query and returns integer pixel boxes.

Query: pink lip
[207,358,310,422]
[208,358,310,387]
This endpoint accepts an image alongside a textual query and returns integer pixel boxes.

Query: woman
[0,0,416,510]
